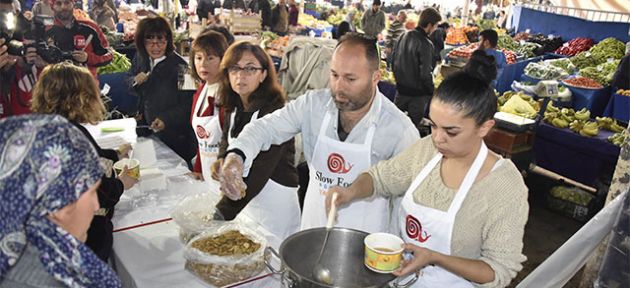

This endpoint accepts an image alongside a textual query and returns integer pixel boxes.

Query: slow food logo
[406,215,431,243]
[327,153,353,174]
[196,125,209,139]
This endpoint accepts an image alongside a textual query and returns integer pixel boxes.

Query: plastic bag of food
[171,192,225,243]
[183,224,267,287]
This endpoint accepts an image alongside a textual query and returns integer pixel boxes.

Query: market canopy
[553,0,630,14]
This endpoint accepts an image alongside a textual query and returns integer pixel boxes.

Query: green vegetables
[571,37,625,70]
[516,42,538,59]
[97,50,131,75]
[579,60,620,86]
[547,58,576,74]
[524,62,567,80]
[550,186,593,206]
[589,37,625,64]
[497,34,519,51]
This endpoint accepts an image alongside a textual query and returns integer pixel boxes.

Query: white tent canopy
[554,0,630,14]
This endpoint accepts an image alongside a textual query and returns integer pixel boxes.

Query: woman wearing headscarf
[0,114,122,288]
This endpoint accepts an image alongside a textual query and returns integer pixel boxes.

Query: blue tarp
[512,6,630,43]
[604,93,630,122]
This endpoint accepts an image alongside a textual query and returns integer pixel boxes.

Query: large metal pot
[265,227,417,288]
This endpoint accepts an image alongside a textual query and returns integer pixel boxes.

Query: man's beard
[330,84,374,112]
[56,10,73,21]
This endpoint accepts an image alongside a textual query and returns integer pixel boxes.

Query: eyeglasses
[227,66,264,76]
[144,35,167,46]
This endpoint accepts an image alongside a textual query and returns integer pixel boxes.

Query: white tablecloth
[89,120,283,288]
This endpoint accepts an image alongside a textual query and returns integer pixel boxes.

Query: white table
[89,119,283,288]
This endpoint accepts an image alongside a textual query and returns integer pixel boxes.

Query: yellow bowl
[364,233,404,273]
[113,158,140,180]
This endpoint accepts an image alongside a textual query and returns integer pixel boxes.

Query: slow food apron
[302,97,388,233]
[191,83,222,182]
[400,142,488,288]
[229,109,301,240]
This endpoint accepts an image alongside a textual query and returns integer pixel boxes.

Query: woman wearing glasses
[130,16,197,162]
[211,42,300,240]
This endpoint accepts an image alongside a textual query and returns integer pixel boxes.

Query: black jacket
[197,0,215,20]
[250,0,272,29]
[612,54,630,90]
[430,27,446,64]
[72,122,122,262]
[130,53,197,162]
[392,27,435,97]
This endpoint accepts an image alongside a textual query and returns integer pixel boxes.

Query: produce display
[97,50,131,75]
[554,37,594,56]
[260,31,289,58]
[524,62,567,80]
[447,43,479,59]
[588,37,626,64]
[595,117,626,133]
[516,42,538,59]
[608,132,627,146]
[497,34,519,51]
[546,58,576,74]
[502,49,517,64]
[514,32,530,41]
[562,76,604,89]
[617,89,630,96]
[578,60,620,86]
[527,34,564,56]
[380,60,395,84]
[445,27,469,45]
[497,91,540,119]
[571,37,625,70]
[550,185,593,206]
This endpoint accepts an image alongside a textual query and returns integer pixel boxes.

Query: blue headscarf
[0,114,121,288]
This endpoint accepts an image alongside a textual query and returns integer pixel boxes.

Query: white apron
[191,83,222,181]
[399,142,488,288]
[229,109,301,240]
[302,97,389,233]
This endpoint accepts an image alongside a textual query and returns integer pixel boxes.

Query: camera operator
[1,0,45,118]
[44,0,112,78]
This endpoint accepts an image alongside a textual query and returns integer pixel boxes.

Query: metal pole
[462,0,470,27]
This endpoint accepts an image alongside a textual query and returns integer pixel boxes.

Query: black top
[392,27,435,97]
[130,52,197,161]
[612,54,630,90]
[216,98,298,220]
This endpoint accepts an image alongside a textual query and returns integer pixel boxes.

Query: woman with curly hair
[31,62,137,262]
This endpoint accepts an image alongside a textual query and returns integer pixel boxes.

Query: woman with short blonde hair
[31,62,137,262]
[31,62,106,125]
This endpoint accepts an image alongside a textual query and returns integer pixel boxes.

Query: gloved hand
[219,153,248,201]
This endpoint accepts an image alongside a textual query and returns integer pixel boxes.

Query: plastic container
[546,185,595,222]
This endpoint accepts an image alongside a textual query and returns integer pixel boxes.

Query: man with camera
[44,0,112,78]
[1,0,47,118]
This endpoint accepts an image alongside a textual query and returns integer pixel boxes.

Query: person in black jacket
[196,0,215,22]
[430,22,449,66]
[30,62,138,261]
[612,52,629,90]
[247,0,272,30]
[392,7,441,127]
[130,17,197,163]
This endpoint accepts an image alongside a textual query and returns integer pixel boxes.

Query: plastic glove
[219,153,247,201]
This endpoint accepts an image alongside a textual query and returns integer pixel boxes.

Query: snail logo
[327,153,353,174]
[196,125,209,139]
[406,215,431,243]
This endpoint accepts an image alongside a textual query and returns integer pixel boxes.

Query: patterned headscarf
[0,114,121,288]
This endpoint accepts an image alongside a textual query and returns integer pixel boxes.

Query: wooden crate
[484,127,535,157]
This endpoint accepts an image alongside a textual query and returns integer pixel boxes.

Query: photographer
[1,0,45,118]
[44,0,112,78]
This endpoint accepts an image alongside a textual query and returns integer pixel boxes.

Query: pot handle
[390,271,420,288]
[264,246,284,274]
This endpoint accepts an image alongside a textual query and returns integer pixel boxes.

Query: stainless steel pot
[265,227,417,288]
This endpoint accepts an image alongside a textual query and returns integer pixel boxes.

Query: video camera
[1,12,73,63]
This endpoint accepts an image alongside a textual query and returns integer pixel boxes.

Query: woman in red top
[189,31,229,181]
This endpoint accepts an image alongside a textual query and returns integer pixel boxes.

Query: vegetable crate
[546,185,595,222]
